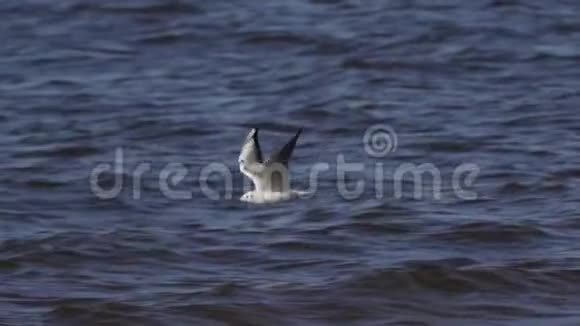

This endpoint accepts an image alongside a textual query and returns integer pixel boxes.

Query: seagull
[238,128,304,203]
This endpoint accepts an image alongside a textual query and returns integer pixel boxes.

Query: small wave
[343,258,580,295]
[167,302,280,325]
[501,113,548,127]
[67,1,203,16]
[240,31,314,46]
[288,106,335,121]
[419,139,487,153]
[24,179,67,189]
[532,45,580,60]
[136,31,192,45]
[197,248,259,264]
[338,221,413,235]
[498,181,529,194]
[497,179,569,195]
[148,125,215,139]
[0,231,185,268]
[49,300,149,324]
[0,259,20,270]
[554,168,580,179]
[341,58,434,72]
[266,240,361,254]
[486,0,528,9]
[239,30,350,54]
[556,217,580,229]
[432,221,549,244]
[14,145,100,159]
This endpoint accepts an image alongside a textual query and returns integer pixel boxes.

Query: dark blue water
[2,0,580,325]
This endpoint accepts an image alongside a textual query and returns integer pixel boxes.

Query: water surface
[1,0,580,325]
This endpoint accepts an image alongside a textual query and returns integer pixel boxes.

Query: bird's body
[238,128,303,204]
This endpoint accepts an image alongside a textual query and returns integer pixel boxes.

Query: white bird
[238,128,304,203]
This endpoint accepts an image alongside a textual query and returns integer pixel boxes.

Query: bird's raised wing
[238,128,262,166]
[239,128,302,194]
[262,128,302,193]
[239,128,267,192]
[265,128,302,168]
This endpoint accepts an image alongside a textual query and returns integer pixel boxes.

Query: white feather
[238,128,302,203]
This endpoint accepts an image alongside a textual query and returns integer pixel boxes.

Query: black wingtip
[268,128,302,166]
[287,128,302,144]
[293,128,302,145]
[285,128,302,150]
[253,128,263,163]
